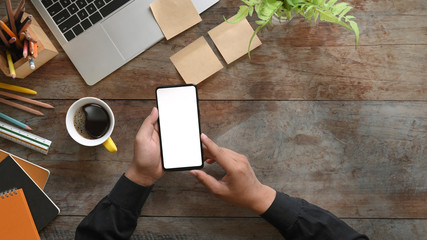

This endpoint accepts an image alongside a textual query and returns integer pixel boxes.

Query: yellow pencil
[0,83,37,94]
[6,50,16,79]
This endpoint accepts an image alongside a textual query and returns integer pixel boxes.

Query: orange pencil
[33,42,38,58]
[0,20,22,48]
[0,91,54,109]
[0,97,44,116]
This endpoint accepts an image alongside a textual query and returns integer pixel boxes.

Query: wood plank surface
[0,0,426,239]
[1,100,425,219]
[40,216,427,240]
[0,0,424,100]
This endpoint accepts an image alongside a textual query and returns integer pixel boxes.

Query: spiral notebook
[0,155,60,231]
[0,188,40,240]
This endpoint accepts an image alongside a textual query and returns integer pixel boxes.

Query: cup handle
[103,137,117,153]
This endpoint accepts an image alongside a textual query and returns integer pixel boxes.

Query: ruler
[0,121,52,155]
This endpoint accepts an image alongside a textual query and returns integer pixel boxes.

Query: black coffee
[73,104,110,139]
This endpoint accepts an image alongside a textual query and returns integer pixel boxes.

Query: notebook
[31,0,219,85]
[0,188,40,240]
[0,155,60,231]
[0,149,50,190]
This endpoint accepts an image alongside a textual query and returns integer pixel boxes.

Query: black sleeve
[75,174,153,240]
[261,191,369,240]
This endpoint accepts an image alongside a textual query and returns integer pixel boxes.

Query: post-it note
[170,37,223,85]
[150,0,202,40]
[208,16,262,64]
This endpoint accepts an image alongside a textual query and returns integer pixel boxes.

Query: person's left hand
[125,107,164,186]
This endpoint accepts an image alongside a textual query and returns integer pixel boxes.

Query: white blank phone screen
[156,86,202,170]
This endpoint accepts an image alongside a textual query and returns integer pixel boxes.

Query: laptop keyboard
[41,0,130,41]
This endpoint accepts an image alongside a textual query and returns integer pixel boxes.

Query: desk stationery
[0,0,426,239]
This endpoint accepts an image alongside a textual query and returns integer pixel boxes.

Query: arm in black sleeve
[261,191,369,240]
[75,174,153,240]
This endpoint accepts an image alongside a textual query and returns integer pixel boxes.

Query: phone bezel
[155,84,204,171]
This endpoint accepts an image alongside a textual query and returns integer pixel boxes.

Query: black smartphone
[156,84,203,171]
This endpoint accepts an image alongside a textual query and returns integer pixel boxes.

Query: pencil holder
[0,14,58,79]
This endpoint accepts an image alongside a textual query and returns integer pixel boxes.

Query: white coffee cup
[66,97,117,153]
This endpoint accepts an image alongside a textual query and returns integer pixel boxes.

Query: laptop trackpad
[101,2,164,60]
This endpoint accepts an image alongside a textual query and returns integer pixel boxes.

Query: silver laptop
[31,0,219,86]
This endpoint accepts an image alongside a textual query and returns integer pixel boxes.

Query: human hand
[125,107,164,186]
[190,134,276,214]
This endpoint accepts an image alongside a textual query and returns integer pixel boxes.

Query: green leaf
[349,20,360,47]
[227,5,249,23]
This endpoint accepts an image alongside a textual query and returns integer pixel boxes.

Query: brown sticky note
[150,0,202,40]
[170,37,223,85]
[208,16,262,64]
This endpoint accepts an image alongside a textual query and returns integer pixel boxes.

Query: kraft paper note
[208,16,262,64]
[150,0,202,40]
[170,37,223,85]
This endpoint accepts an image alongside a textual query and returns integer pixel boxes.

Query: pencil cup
[66,97,117,153]
[0,14,58,78]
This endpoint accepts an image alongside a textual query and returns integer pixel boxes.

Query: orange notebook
[0,188,40,240]
[0,149,50,189]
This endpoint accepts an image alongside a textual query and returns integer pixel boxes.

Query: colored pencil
[23,39,28,58]
[0,20,22,48]
[0,112,32,130]
[14,0,26,22]
[0,97,43,116]
[0,91,53,109]
[6,50,16,79]
[5,0,18,35]
[0,83,37,94]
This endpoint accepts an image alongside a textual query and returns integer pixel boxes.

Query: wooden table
[0,0,426,239]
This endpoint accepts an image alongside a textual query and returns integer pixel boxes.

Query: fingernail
[189,170,197,177]
[201,133,207,140]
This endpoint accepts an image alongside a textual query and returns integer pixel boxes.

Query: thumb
[190,170,223,194]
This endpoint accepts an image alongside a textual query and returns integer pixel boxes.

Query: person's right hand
[190,134,276,214]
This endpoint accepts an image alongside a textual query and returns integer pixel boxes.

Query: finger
[200,134,233,171]
[205,159,216,164]
[138,107,158,138]
[190,170,224,195]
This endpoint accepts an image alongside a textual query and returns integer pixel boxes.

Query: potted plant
[228,0,360,55]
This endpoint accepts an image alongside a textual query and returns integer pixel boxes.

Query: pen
[0,83,37,94]
[0,112,32,130]
[6,50,16,79]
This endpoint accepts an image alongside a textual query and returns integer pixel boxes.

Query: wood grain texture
[0,0,425,239]
[0,0,424,100]
[40,216,427,240]
[1,101,425,218]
